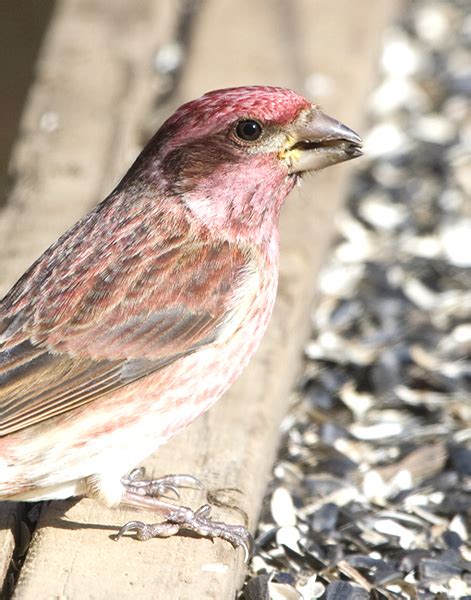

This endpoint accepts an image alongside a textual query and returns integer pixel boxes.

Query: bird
[0,86,361,558]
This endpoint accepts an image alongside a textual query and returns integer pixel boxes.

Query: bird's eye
[235,119,263,142]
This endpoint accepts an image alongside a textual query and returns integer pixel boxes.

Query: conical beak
[283,108,363,174]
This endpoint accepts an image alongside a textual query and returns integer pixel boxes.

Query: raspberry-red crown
[164,86,311,136]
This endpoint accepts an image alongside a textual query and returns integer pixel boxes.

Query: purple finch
[0,86,361,556]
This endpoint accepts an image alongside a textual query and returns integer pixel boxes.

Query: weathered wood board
[0,1,397,597]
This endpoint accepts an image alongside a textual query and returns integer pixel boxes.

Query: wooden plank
[0,0,178,293]
[1,0,398,598]
[0,0,55,204]
[0,504,17,596]
[0,0,181,590]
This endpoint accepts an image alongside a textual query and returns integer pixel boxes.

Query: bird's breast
[0,251,280,498]
[139,253,278,443]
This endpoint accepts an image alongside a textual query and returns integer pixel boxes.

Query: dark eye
[235,119,263,142]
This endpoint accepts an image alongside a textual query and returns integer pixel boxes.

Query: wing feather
[0,219,254,436]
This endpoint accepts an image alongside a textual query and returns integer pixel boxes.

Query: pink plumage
[0,86,361,552]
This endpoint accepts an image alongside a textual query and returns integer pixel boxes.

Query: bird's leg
[116,490,253,562]
[120,467,203,500]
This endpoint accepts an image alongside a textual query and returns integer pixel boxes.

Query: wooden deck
[0,1,397,597]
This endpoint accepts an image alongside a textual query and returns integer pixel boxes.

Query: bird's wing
[0,234,255,436]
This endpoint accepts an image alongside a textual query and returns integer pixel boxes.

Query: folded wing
[0,229,254,436]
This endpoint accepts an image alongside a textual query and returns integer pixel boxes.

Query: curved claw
[160,474,204,490]
[121,472,204,500]
[116,503,253,562]
[158,484,180,500]
[193,516,253,563]
[115,520,146,541]
[212,522,253,563]
[127,467,146,482]
[115,520,180,541]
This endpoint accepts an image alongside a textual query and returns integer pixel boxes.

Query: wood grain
[0,0,398,597]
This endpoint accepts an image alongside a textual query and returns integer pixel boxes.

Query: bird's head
[128,86,362,240]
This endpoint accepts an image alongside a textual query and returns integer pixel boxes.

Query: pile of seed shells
[242,0,471,598]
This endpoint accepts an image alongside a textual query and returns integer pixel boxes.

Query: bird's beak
[281,107,363,174]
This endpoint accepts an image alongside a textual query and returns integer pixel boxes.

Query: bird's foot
[121,467,203,500]
[116,491,253,562]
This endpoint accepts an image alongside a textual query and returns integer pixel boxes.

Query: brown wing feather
[0,221,254,436]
